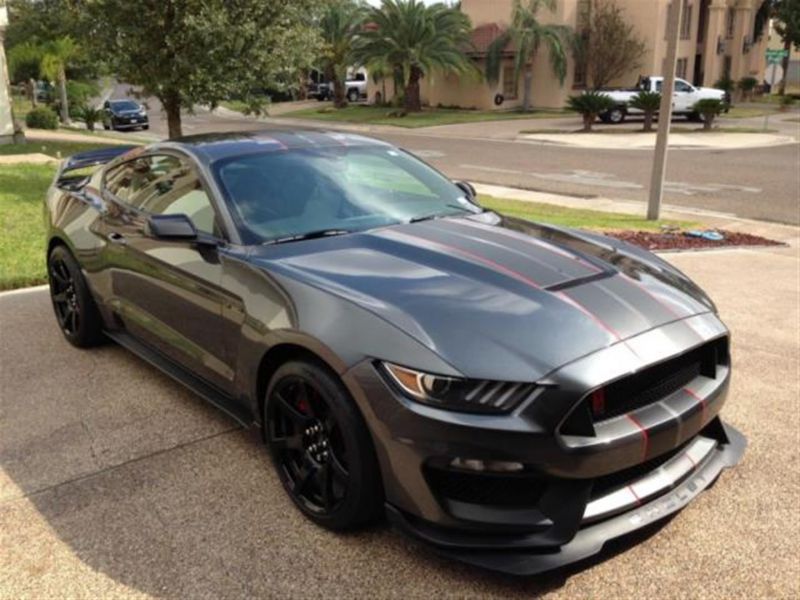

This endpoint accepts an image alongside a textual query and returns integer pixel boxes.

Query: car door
[98,152,239,394]
[673,79,696,112]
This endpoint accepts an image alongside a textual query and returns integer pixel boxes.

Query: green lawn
[0,140,122,159]
[478,195,696,231]
[0,164,54,290]
[280,105,568,128]
[723,106,778,119]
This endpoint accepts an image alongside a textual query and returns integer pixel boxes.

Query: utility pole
[647,0,684,220]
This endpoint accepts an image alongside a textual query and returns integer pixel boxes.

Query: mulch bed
[607,230,784,251]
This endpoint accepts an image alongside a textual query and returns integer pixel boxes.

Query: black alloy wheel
[265,360,382,530]
[607,107,626,124]
[48,245,104,347]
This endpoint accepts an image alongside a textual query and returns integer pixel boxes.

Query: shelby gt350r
[43,130,745,575]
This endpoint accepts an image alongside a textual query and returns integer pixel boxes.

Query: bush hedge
[25,106,59,130]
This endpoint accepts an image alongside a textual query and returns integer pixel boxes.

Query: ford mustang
[43,130,745,575]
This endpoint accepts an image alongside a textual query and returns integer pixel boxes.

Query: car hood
[697,87,726,97]
[248,214,715,380]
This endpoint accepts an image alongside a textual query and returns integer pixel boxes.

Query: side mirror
[146,214,197,240]
[454,180,476,199]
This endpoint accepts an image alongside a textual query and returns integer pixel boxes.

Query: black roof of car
[163,129,392,164]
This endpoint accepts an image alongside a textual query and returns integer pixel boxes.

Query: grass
[478,195,697,232]
[723,106,778,119]
[0,140,122,159]
[0,164,54,289]
[280,105,568,128]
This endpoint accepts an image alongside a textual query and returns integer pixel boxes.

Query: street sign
[766,49,789,64]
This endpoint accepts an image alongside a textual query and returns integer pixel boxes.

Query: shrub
[737,76,758,100]
[714,75,736,95]
[25,106,59,130]
[79,106,103,132]
[779,95,796,110]
[566,92,615,132]
[693,98,725,130]
[629,91,661,132]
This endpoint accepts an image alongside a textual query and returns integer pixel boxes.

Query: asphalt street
[1,237,798,598]
[106,83,800,225]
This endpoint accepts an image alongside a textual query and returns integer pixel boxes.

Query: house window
[725,7,735,39]
[676,57,689,79]
[680,1,692,39]
[502,66,518,99]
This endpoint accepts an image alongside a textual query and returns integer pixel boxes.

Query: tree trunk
[28,79,38,108]
[393,65,405,108]
[582,113,594,132]
[522,66,533,112]
[778,38,791,96]
[162,92,183,139]
[333,77,347,109]
[643,112,654,132]
[703,114,713,131]
[58,68,70,125]
[404,66,423,112]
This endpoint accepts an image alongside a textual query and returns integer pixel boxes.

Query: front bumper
[341,313,745,574]
[387,422,745,575]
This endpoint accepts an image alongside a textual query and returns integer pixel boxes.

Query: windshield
[212,145,481,244]
[111,101,141,111]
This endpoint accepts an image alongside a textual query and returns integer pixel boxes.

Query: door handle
[108,232,127,245]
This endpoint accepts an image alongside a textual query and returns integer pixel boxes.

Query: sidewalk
[473,182,800,246]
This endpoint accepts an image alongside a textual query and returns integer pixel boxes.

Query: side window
[675,79,693,93]
[106,155,219,235]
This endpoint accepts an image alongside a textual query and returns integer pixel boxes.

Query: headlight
[381,362,536,414]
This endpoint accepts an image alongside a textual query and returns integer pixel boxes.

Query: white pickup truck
[598,76,729,124]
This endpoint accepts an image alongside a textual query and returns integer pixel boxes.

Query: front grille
[562,337,728,433]
[424,467,546,507]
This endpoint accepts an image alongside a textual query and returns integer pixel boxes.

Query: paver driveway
[1,243,798,599]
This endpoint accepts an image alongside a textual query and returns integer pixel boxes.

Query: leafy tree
[8,42,43,108]
[79,106,103,132]
[5,0,83,48]
[572,0,646,90]
[354,0,475,112]
[693,98,724,131]
[773,0,800,95]
[485,0,572,112]
[87,0,318,138]
[320,0,367,109]
[40,37,79,125]
[629,91,661,132]
[566,91,614,131]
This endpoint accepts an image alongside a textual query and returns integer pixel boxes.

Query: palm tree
[320,0,367,109]
[629,91,661,132]
[693,99,725,131]
[40,37,79,125]
[485,0,572,112]
[354,0,475,112]
[566,91,614,132]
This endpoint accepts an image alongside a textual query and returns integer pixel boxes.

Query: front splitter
[387,423,746,576]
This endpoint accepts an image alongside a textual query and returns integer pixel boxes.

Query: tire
[347,88,360,103]
[48,245,104,348]
[142,124,150,130]
[606,107,626,124]
[264,359,383,531]
[103,122,110,130]
[687,111,704,123]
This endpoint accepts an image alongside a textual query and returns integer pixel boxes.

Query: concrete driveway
[1,243,798,598]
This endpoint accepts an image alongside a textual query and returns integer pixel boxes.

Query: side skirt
[104,330,253,427]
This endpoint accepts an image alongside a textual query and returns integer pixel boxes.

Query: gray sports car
[44,130,745,575]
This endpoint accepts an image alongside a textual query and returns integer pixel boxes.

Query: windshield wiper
[264,229,352,245]
[408,204,483,224]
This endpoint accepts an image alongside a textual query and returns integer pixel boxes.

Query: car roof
[157,128,393,165]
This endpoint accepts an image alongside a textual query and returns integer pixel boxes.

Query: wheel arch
[255,342,345,428]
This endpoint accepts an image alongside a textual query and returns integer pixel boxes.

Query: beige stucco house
[368,0,770,110]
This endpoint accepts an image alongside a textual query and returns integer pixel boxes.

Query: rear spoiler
[61,145,139,172]
[56,145,139,191]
